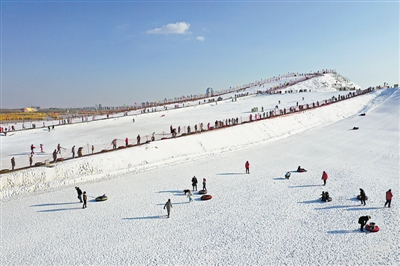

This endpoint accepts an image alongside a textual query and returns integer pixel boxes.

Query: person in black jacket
[164,199,172,218]
[75,187,83,203]
[359,188,367,206]
[82,191,87,209]
[191,176,198,191]
[358,215,370,231]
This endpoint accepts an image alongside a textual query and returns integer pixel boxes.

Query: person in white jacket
[187,191,193,203]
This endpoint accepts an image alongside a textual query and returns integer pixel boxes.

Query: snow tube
[118,146,126,149]
[198,189,207,195]
[95,195,108,201]
[56,158,64,162]
[321,197,332,202]
[101,149,109,153]
[360,113,366,116]
[201,195,212,201]
[353,127,359,130]
[297,169,307,173]
[357,195,368,200]
[365,224,379,232]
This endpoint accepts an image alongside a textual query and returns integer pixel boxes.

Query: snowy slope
[1,73,398,266]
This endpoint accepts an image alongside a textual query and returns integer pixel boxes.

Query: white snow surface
[1,73,399,265]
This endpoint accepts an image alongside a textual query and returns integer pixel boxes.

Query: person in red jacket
[384,189,393,208]
[245,161,250,174]
[321,171,328,186]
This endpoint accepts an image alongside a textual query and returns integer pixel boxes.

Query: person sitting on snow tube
[96,194,108,201]
[321,191,331,202]
[297,166,307,172]
[321,191,327,202]
[285,172,291,179]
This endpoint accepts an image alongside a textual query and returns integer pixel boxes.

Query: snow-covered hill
[1,86,398,265]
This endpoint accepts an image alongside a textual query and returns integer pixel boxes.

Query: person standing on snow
[192,176,198,191]
[245,161,250,174]
[40,144,44,153]
[359,188,367,206]
[112,139,117,150]
[202,178,207,190]
[384,189,393,208]
[11,157,15,170]
[125,137,129,147]
[82,191,87,209]
[72,145,75,158]
[52,149,57,162]
[321,171,328,186]
[75,187,83,203]
[77,147,83,157]
[30,144,35,155]
[358,215,370,232]
[164,199,172,218]
[137,134,141,145]
[29,154,33,167]
[57,143,61,154]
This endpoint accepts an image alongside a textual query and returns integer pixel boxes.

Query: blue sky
[1,0,398,108]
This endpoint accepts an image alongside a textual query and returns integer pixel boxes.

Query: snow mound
[284,73,361,93]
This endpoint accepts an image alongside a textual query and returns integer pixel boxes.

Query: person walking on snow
[321,171,328,186]
[245,161,250,174]
[82,191,87,209]
[75,187,83,203]
[191,176,198,191]
[187,191,193,203]
[72,145,75,158]
[385,189,393,208]
[203,178,207,190]
[57,143,61,154]
[164,199,172,218]
[358,215,370,232]
[30,144,35,155]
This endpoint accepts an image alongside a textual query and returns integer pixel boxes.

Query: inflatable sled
[198,189,208,195]
[352,127,359,130]
[201,195,212,201]
[95,195,108,201]
[297,169,307,173]
[360,113,366,116]
[321,197,332,202]
[365,223,380,233]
